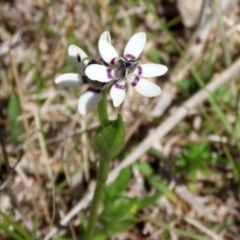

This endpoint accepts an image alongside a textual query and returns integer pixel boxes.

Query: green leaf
[146,49,161,63]
[103,168,131,204]
[136,192,161,210]
[176,141,216,182]
[136,162,177,203]
[30,216,39,240]
[92,230,108,240]
[7,93,24,143]
[56,238,72,240]
[101,198,138,220]
[136,162,154,177]
[150,176,177,203]
[99,198,137,234]
[0,222,25,240]
[104,218,136,235]
[148,147,167,160]
[0,210,30,240]
[93,114,125,160]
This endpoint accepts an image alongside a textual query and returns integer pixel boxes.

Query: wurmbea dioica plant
[55,31,167,240]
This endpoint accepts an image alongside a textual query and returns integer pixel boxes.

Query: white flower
[55,31,113,115]
[85,32,168,107]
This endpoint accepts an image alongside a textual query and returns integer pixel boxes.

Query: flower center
[113,58,138,80]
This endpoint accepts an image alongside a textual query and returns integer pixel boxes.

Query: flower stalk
[83,157,111,240]
[84,92,111,240]
[97,90,109,128]
[84,88,126,239]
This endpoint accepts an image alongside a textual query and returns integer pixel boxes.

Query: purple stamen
[131,76,140,87]
[88,88,101,93]
[77,54,81,62]
[110,58,115,64]
[124,54,136,60]
[115,82,126,90]
[107,68,114,79]
[137,66,142,75]
[82,75,89,84]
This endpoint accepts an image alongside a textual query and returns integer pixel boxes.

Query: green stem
[97,90,109,127]
[84,90,111,240]
[83,157,111,240]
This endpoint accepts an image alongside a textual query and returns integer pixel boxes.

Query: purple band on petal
[107,68,114,79]
[131,76,140,87]
[137,66,142,75]
[124,54,136,60]
[88,88,101,93]
[110,58,115,64]
[82,75,89,84]
[115,82,126,90]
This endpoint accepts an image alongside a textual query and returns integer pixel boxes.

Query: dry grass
[1,0,240,239]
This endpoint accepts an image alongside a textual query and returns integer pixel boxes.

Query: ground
[0,0,240,239]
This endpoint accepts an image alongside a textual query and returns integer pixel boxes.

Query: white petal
[128,75,161,97]
[110,80,126,107]
[68,45,89,69]
[55,73,88,88]
[133,64,168,78]
[78,89,102,115]
[124,32,146,60]
[101,81,114,90]
[85,65,115,82]
[99,31,111,43]
[98,39,119,64]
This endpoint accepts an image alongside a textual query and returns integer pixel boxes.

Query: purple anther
[124,54,136,60]
[131,76,140,87]
[88,88,101,94]
[82,75,89,84]
[115,82,126,90]
[77,54,81,62]
[137,66,142,75]
[110,58,115,64]
[107,68,114,79]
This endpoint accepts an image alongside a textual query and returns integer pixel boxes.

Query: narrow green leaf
[104,168,131,203]
[223,145,239,182]
[0,222,25,240]
[56,238,73,240]
[141,215,205,240]
[137,192,161,210]
[148,148,167,160]
[30,216,39,240]
[150,176,177,203]
[136,162,154,177]
[7,93,24,143]
[101,198,138,221]
[0,210,30,240]
[137,162,177,203]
